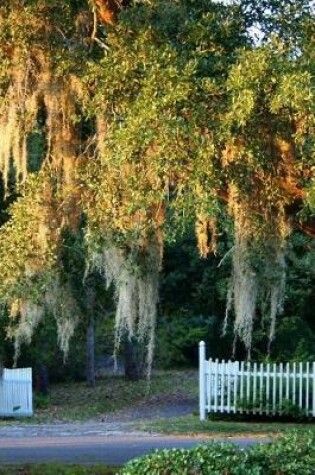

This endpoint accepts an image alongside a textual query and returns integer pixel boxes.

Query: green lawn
[136,413,315,436]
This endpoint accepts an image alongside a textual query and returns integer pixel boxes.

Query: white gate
[0,368,33,417]
[199,341,315,421]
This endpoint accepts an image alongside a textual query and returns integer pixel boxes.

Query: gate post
[199,341,206,421]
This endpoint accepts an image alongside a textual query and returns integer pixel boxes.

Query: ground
[0,391,198,437]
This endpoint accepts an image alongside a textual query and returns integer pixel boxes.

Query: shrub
[248,431,315,475]
[119,431,315,475]
[119,443,240,475]
[234,397,308,422]
[33,392,51,409]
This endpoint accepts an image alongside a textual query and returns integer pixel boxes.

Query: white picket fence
[199,341,315,421]
[0,368,33,417]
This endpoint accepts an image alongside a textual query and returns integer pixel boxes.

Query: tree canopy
[0,0,313,365]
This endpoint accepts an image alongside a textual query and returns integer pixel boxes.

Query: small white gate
[0,368,33,417]
[199,341,315,421]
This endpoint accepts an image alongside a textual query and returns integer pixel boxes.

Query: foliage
[284,233,315,334]
[0,173,82,359]
[14,312,88,383]
[156,229,234,367]
[120,443,240,475]
[80,0,249,372]
[83,0,247,243]
[249,431,315,475]
[239,0,314,46]
[0,0,313,368]
[236,397,307,421]
[156,314,216,368]
[267,316,315,361]
[248,231,315,361]
[0,0,93,359]
[160,229,231,316]
[120,431,315,475]
[33,392,50,409]
[158,228,315,366]
[222,35,314,353]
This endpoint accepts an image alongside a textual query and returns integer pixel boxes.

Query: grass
[0,464,117,474]
[136,413,315,437]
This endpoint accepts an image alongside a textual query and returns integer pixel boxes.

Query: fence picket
[214,359,219,412]
[233,362,237,413]
[259,362,263,415]
[286,362,290,401]
[279,362,283,413]
[306,362,309,412]
[227,360,231,413]
[240,361,244,414]
[299,362,303,409]
[253,362,257,414]
[206,359,211,413]
[246,362,251,414]
[220,360,225,413]
[266,363,270,415]
[272,363,276,415]
[293,362,297,405]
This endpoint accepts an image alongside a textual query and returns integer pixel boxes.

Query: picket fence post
[199,341,206,421]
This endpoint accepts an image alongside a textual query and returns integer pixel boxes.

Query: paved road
[0,430,268,465]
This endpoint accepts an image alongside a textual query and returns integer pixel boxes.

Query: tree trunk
[35,363,49,395]
[86,287,96,386]
[124,335,146,380]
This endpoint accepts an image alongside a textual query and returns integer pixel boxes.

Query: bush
[34,392,51,409]
[234,397,308,422]
[119,431,315,475]
[119,443,240,475]
[249,431,315,475]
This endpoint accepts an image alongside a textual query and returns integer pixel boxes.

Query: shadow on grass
[0,464,118,475]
